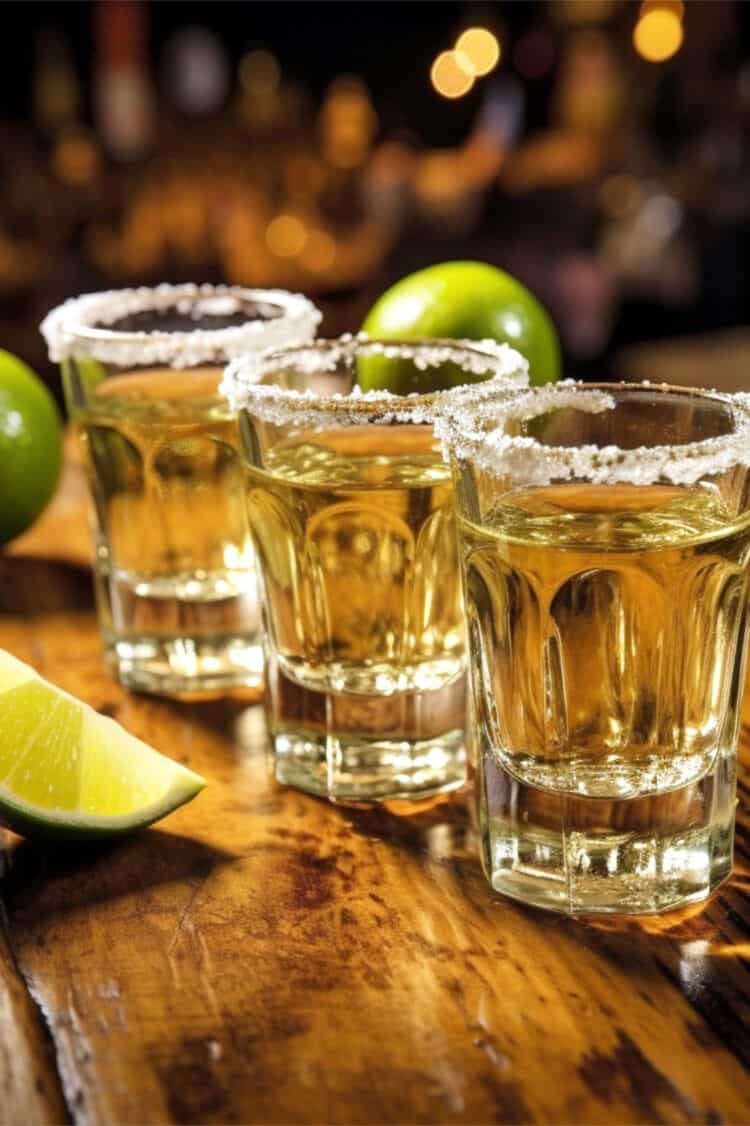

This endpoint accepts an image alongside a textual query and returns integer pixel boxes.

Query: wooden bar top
[1,451,749,1126]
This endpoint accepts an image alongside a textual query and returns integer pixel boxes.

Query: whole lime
[0,350,62,545]
[359,261,561,393]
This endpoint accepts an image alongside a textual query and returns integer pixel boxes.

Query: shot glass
[440,382,750,913]
[41,284,320,696]
[222,337,528,801]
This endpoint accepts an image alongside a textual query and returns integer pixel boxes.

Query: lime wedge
[0,649,206,839]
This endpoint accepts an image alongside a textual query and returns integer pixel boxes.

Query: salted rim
[436,380,750,487]
[40,284,322,367]
[220,335,529,427]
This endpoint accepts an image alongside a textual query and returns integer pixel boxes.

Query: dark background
[2,0,749,396]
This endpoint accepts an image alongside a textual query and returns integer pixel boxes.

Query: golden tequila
[77,368,260,693]
[226,334,528,799]
[43,283,320,695]
[246,425,466,798]
[462,482,750,912]
[248,426,464,691]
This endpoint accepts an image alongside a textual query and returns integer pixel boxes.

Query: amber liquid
[247,426,464,694]
[74,367,260,693]
[246,424,467,799]
[461,482,750,911]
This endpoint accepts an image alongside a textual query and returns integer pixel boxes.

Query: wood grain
[1,454,749,1124]
[0,910,69,1126]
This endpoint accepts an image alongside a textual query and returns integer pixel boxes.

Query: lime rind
[0,777,204,839]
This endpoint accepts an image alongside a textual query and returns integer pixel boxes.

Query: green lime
[359,261,561,393]
[0,350,63,545]
[0,648,206,839]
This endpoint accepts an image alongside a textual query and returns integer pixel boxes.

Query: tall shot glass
[41,285,320,696]
[440,382,750,913]
[222,338,528,801]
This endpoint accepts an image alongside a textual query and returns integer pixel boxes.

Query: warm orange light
[52,130,100,186]
[265,214,307,257]
[239,49,280,95]
[633,10,683,62]
[553,0,617,25]
[300,229,336,272]
[431,51,475,99]
[455,28,501,77]
[319,76,378,168]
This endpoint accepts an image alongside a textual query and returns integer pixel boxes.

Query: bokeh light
[633,9,684,62]
[300,229,336,272]
[599,173,642,217]
[52,128,100,186]
[162,28,230,116]
[265,214,307,257]
[319,76,378,168]
[454,28,501,77]
[239,49,280,96]
[554,0,617,25]
[430,51,475,99]
[640,193,682,238]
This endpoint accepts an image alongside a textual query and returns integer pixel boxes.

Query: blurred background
[1,0,749,397]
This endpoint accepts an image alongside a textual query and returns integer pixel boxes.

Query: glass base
[266,657,467,802]
[479,746,735,915]
[106,634,264,698]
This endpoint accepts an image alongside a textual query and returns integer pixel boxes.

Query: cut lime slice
[0,649,206,838]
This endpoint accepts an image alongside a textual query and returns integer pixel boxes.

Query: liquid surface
[247,426,464,695]
[462,482,750,799]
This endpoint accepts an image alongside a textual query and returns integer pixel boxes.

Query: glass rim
[221,335,529,427]
[40,284,322,368]
[436,380,750,487]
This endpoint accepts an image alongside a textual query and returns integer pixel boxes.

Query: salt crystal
[221,337,529,428]
[40,284,321,367]
[436,381,750,487]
